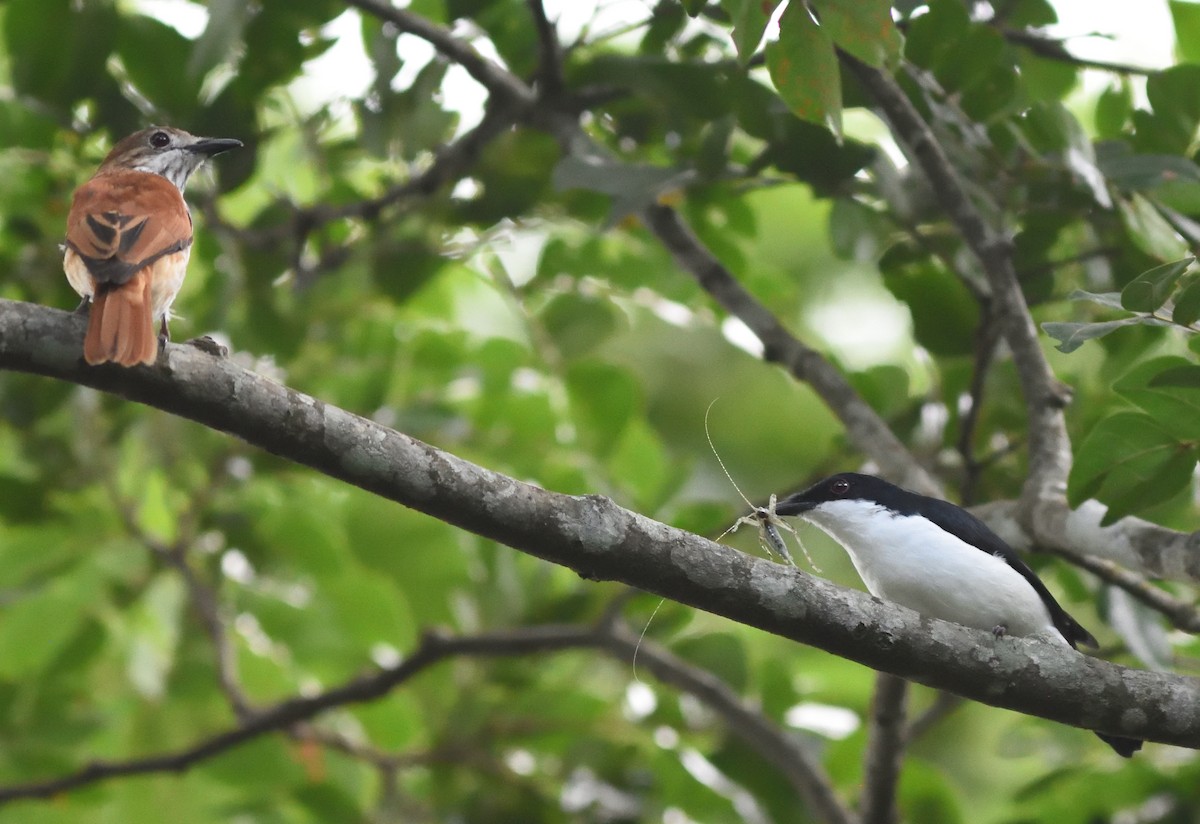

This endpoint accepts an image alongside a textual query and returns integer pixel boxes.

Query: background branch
[641,204,941,497]
[844,57,1073,515]
[860,674,908,824]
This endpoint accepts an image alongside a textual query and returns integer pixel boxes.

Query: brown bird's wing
[64,169,193,288]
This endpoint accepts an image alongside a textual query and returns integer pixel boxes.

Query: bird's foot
[991,624,1008,639]
[185,335,229,358]
[73,297,91,315]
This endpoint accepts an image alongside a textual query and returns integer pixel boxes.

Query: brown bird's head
[98,126,242,191]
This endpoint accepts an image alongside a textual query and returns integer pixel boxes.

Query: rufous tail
[83,270,157,366]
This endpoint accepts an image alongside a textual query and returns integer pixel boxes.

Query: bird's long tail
[83,270,157,366]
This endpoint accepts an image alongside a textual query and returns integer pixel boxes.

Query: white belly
[804,501,1062,640]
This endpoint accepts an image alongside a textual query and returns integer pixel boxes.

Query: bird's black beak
[188,137,244,156]
[774,494,816,517]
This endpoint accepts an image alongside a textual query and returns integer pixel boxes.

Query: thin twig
[0,621,855,824]
[526,0,564,95]
[1053,548,1200,634]
[345,0,535,106]
[998,27,1157,76]
[859,674,907,824]
[640,203,941,496]
[957,307,1002,505]
[208,102,522,251]
[0,626,588,805]
[905,692,964,742]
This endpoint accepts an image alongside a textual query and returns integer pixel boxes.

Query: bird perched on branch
[775,472,1142,757]
[63,126,242,366]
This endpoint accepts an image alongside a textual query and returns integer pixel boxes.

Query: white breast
[803,500,1063,641]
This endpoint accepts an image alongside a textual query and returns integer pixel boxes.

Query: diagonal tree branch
[641,204,941,497]
[0,298,1196,751]
[0,625,599,805]
[0,612,853,823]
[345,0,536,107]
[341,0,943,501]
[213,100,525,250]
[843,58,1073,519]
[599,619,857,824]
[1052,548,1200,634]
[526,0,565,95]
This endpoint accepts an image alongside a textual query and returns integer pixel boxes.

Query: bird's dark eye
[149,131,171,148]
[831,478,851,496]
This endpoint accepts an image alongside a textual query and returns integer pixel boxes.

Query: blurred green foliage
[1,0,1199,821]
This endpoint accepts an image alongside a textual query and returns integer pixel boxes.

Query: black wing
[913,496,1097,649]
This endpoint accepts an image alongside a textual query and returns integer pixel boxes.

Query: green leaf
[766,2,842,139]
[4,0,118,105]
[680,0,707,16]
[187,0,250,81]
[1120,256,1194,311]
[880,242,979,356]
[608,419,673,511]
[566,361,639,456]
[1148,362,1200,390]
[673,633,748,691]
[1173,277,1200,326]
[1171,0,1200,63]
[1068,411,1196,524]
[1067,290,1125,311]
[815,0,903,68]
[1095,80,1133,139]
[1117,193,1190,260]
[551,155,690,224]
[722,0,781,62]
[539,292,619,358]
[0,570,96,678]
[829,197,888,261]
[1114,356,1200,440]
[1146,65,1200,153]
[1040,319,1143,353]
[1097,150,1200,191]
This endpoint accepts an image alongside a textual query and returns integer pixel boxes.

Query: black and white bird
[774,472,1142,757]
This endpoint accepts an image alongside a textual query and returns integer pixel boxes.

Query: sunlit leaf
[816,0,903,68]
[766,2,842,139]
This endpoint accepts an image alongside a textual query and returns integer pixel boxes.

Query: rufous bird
[63,126,242,366]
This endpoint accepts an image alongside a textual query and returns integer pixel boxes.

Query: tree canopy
[1,0,1199,822]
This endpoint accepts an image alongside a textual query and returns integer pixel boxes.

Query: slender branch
[640,204,941,497]
[526,0,564,95]
[208,101,522,251]
[1052,548,1200,634]
[342,0,936,504]
[905,692,964,742]
[860,674,908,824]
[997,27,1157,76]
[345,0,535,106]
[0,613,852,822]
[957,307,1002,505]
[970,498,1200,584]
[843,57,1073,519]
[1,300,1195,749]
[160,545,252,717]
